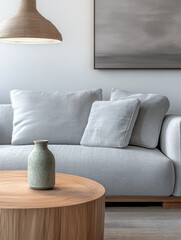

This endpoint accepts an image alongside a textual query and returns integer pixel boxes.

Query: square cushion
[10,89,102,145]
[111,89,170,148]
[81,99,140,148]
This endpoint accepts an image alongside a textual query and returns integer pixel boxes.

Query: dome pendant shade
[0,0,62,44]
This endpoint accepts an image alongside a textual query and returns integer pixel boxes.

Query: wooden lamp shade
[0,0,62,44]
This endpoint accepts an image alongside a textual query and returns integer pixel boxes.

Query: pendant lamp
[0,0,62,44]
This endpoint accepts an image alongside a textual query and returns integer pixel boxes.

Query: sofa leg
[162,202,181,209]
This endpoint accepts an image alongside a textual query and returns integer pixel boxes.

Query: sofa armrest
[160,114,181,196]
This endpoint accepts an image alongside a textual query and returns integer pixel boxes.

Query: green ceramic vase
[28,140,55,190]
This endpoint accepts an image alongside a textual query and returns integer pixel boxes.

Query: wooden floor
[104,204,181,240]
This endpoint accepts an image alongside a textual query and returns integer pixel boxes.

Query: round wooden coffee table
[0,171,105,240]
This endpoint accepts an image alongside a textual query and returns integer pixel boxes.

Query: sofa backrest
[0,105,13,144]
[0,104,167,147]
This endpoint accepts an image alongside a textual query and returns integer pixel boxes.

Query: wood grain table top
[0,171,105,209]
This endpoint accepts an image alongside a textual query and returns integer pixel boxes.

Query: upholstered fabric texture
[0,105,13,144]
[10,89,102,145]
[0,145,175,196]
[111,89,170,149]
[81,99,140,148]
[160,114,181,196]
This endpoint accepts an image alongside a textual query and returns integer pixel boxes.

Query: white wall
[0,0,181,113]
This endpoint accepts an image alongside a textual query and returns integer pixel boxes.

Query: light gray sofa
[0,105,180,199]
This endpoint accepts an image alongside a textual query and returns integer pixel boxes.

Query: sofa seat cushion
[0,145,175,196]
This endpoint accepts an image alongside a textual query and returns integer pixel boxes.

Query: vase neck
[18,0,37,13]
[34,140,48,150]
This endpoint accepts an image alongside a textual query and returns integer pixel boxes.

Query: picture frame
[94,0,181,69]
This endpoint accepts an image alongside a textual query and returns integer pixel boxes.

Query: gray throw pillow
[111,89,170,148]
[10,89,102,145]
[80,99,140,148]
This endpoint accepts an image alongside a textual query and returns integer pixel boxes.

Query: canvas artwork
[94,0,181,68]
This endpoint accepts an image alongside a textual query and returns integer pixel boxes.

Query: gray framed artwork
[94,0,181,69]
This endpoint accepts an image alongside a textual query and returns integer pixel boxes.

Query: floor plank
[104,206,181,240]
